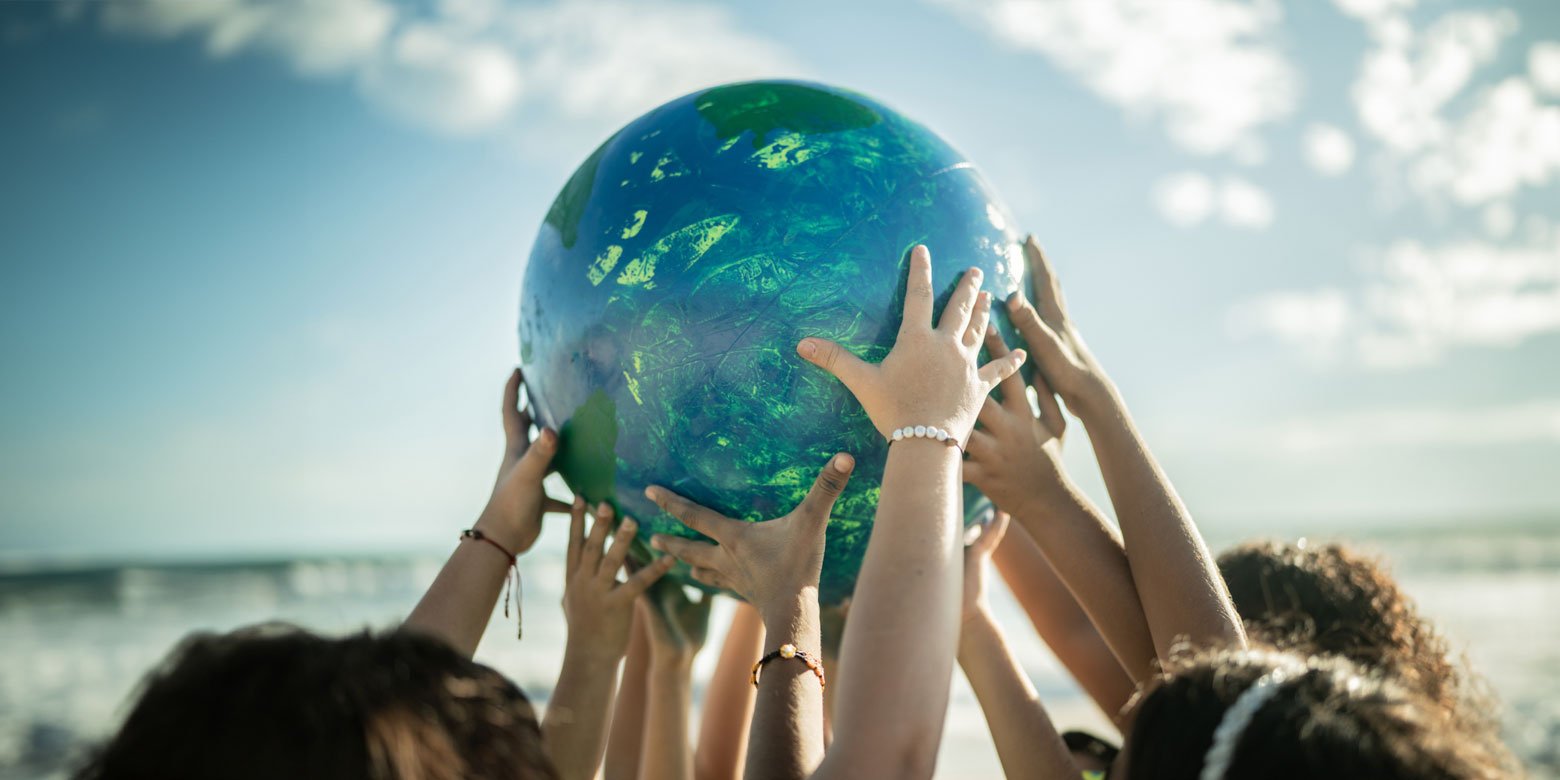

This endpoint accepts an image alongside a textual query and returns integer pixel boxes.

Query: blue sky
[2,0,1558,560]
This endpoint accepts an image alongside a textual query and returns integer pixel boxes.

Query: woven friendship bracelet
[461,528,523,639]
[889,424,964,453]
[751,643,826,689]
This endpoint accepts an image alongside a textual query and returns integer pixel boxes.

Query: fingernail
[833,453,854,473]
[797,340,817,359]
[1013,349,1028,362]
[650,536,665,550]
[1006,292,1022,310]
[622,519,637,532]
[597,502,613,516]
[572,496,584,508]
[643,486,658,500]
[969,266,983,279]
[540,428,556,446]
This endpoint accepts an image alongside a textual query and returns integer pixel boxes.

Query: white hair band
[1197,663,1304,780]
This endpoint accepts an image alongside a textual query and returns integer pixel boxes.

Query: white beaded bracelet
[889,425,963,453]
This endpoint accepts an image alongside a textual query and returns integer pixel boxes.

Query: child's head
[1217,540,1457,713]
[75,624,554,780]
[1122,647,1497,780]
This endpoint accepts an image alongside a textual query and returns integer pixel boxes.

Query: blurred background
[1,0,1557,777]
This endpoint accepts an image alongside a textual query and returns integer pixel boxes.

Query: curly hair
[74,624,556,780]
[1217,540,1512,772]
[1123,646,1507,780]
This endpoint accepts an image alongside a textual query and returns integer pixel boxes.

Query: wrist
[1065,375,1120,426]
[758,589,821,656]
[473,508,530,555]
[565,633,624,667]
[650,651,696,674]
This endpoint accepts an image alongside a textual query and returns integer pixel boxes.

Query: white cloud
[1153,171,1216,226]
[1530,41,1560,97]
[1227,289,1352,360]
[1482,201,1515,239]
[932,0,1299,158]
[360,25,523,134]
[1154,172,1273,229]
[101,0,394,76]
[1219,176,1274,228]
[1235,400,1560,456]
[1349,8,1516,155]
[1233,235,1560,367]
[1303,122,1356,176]
[95,0,798,142]
[1335,2,1560,214]
[1408,77,1560,207]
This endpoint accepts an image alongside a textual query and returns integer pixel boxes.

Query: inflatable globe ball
[520,80,1029,603]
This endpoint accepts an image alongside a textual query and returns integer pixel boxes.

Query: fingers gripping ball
[520,80,1031,603]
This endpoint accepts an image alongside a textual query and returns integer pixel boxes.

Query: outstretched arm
[991,523,1136,721]
[545,501,676,780]
[959,513,1081,780]
[649,456,853,780]
[796,247,1027,780]
[964,330,1157,683]
[404,368,569,656]
[605,612,650,780]
[695,600,765,780]
[637,583,712,780]
[1007,236,1243,658]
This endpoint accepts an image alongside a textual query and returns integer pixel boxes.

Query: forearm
[606,614,651,780]
[991,527,1138,719]
[403,528,513,657]
[544,643,621,780]
[640,657,695,780]
[696,602,764,780]
[1008,485,1157,684]
[819,443,962,780]
[957,610,1080,780]
[1077,386,1244,658]
[745,592,825,780]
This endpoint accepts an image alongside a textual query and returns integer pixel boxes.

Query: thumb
[514,428,558,480]
[797,452,854,523]
[796,338,871,393]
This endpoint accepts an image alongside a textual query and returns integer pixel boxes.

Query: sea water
[1,525,1556,779]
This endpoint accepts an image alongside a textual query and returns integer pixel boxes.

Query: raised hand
[562,500,677,662]
[545,500,675,780]
[645,453,853,613]
[404,368,571,657]
[960,511,1011,624]
[1004,236,1112,417]
[640,582,714,669]
[963,328,1075,521]
[796,245,1026,444]
[478,367,572,554]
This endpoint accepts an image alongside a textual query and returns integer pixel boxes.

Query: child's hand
[639,582,714,670]
[797,245,1027,444]
[1005,237,1113,417]
[964,328,1076,520]
[562,499,677,662]
[477,368,572,554]
[645,453,854,616]
[961,511,1010,624]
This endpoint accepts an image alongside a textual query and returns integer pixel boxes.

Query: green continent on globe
[522,80,1030,603]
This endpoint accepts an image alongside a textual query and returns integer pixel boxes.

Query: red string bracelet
[461,529,522,639]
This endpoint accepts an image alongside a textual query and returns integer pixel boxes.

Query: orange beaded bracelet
[751,643,826,689]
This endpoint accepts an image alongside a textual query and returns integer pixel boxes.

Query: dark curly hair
[1124,647,1506,780]
[74,624,556,780]
[1217,540,1512,771]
